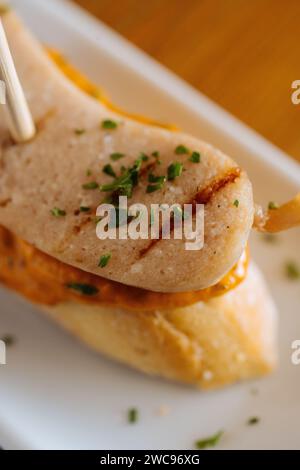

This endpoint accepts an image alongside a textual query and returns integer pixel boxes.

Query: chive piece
[102,119,118,130]
[195,430,223,450]
[152,151,160,157]
[66,283,99,296]
[99,156,144,198]
[175,144,189,155]
[110,152,125,161]
[0,335,15,346]
[189,151,201,163]
[79,206,91,213]
[82,181,99,190]
[262,233,277,243]
[103,164,116,178]
[146,184,164,193]
[247,417,260,426]
[86,169,92,176]
[128,408,139,424]
[51,207,66,217]
[285,261,300,280]
[139,152,149,162]
[148,173,166,184]
[74,128,85,135]
[167,162,183,180]
[98,253,111,268]
[268,201,279,210]
[233,199,239,207]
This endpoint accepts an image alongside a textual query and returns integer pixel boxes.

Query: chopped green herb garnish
[0,335,15,346]
[102,119,118,130]
[66,283,99,296]
[262,233,277,243]
[285,261,300,280]
[195,430,223,449]
[79,206,91,213]
[74,128,85,135]
[82,181,99,190]
[152,151,160,158]
[268,201,279,210]
[86,169,92,176]
[51,207,66,217]
[98,253,111,268]
[148,173,166,184]
[167,162,183,180]
[139,152,149,162]
[247,417,260,425]
[99,156,144,198]
[128,408,139,424]
[110,152,125,161]
[233,199,239,207]
[146,173,166,193]
[103,164,116,178]
[189,151,201,163]
[146,184,164,193]
[175,144,189,155]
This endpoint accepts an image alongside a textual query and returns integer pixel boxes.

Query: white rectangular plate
[1,0,300,450]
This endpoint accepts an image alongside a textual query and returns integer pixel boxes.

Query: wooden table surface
[74,0,300,161]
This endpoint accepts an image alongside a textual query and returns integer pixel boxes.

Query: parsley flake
[167,162,183,180]
[74,128,85,135]
[128,408,139,424]
[51,207,66,217]
[247,417,260,426]
[66,283,99,296]
[195,430,223,450]
[79,206,91,213]
[98,253,111,268]
[82,181,99,190]
[175,144,189,155]
[285,261,300,280]
[103,164,116,178]
[110,152,125,161]
[189,151,201,163]
[102,119,118,130]
[268,201,279,210]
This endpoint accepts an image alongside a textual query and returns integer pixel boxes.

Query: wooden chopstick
[0,18,36,142]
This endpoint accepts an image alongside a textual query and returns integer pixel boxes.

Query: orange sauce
[47,48,178,131]
[0,50,249,311]
[0,226,248,310]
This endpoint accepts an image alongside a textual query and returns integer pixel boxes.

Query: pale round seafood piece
[0,11,253,292]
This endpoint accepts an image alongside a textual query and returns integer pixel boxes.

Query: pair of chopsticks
[0,18,35,142]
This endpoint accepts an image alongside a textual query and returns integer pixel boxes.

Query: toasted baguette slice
[0,11,253,292]
[39,262,277,389]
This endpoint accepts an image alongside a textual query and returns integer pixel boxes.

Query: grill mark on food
[138,167,241,258]
[192,167,241,205]
[72,216,92,234]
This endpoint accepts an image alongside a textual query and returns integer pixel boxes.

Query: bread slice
[40,262,277,389]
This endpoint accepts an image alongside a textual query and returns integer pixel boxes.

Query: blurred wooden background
[74,0,300,161]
